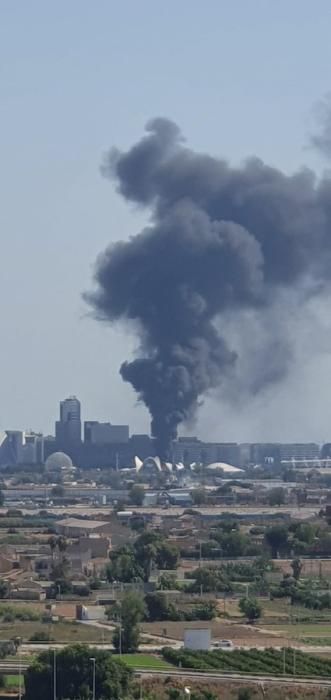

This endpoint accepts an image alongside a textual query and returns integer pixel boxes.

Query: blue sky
[1,0,331,441]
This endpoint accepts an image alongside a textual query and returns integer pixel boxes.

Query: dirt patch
[140,619,289,647]
[55,603,77,619]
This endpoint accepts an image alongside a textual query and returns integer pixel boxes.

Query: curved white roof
[135,455,173,473]
[207,461,243,473]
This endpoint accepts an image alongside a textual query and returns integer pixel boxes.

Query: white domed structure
[206,461,243,474]
[45,451,73,472]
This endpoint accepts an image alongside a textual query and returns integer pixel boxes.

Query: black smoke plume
[86,118,331,457]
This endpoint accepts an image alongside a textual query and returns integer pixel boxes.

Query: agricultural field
[262,623,331,645]
[163,647,331,677]
[121,653,172,669]
[0,620,114,643]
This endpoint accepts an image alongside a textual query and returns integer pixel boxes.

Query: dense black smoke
[86,118,331,457]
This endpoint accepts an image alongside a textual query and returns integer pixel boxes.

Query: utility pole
[283,647,286,675]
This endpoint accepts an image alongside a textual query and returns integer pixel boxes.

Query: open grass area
[121,654,173,669]
[4,675,21,689]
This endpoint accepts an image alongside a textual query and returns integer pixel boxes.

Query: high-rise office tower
[55,395,82,449]
[60,396,81,424]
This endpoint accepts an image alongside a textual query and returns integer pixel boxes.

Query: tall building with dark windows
[55,395,82,450]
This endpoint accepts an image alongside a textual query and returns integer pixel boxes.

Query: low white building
[184,628,211,650]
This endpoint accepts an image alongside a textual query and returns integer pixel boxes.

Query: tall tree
[239,597,262,624]
[24,644,132,700]
[265,525,289,558]
[48,536,57,562]
[130,484,145,506]
[268,487,286,506]
[0,580,9,599]
[112,592,146,653]
[291,558,303,581]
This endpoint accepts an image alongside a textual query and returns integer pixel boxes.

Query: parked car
[212,639,234,650]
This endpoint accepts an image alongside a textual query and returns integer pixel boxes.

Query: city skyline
[0,392,327,471]
[1,392,330,448]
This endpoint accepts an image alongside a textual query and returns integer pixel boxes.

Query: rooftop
[57,518,109,530]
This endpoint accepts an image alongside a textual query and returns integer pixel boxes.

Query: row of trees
[271,570,331,610]
[143,592,217,622]
[190,485,287,507]
[198,519,331,559]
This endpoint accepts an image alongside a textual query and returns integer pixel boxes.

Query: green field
[121,654,173,669]
[4,675,21,688]
[163,647,331,677]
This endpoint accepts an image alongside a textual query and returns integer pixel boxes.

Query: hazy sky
[2,0,331,442]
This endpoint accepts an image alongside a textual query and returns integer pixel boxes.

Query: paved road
[136,668,331,688]
[78,619,182,648]
[0,661,29,674]
[2,660,331,690]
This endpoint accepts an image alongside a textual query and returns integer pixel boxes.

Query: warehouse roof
[57,518,109,530]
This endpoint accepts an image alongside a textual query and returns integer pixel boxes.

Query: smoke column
[86,117,331,457]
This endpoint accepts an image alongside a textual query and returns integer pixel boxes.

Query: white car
[212,640,234,650]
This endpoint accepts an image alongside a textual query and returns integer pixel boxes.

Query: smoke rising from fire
[86,117,331,457]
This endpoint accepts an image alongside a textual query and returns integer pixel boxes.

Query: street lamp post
[18,638,22,700]
[53,649,57,700]
[90,657,96,700]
